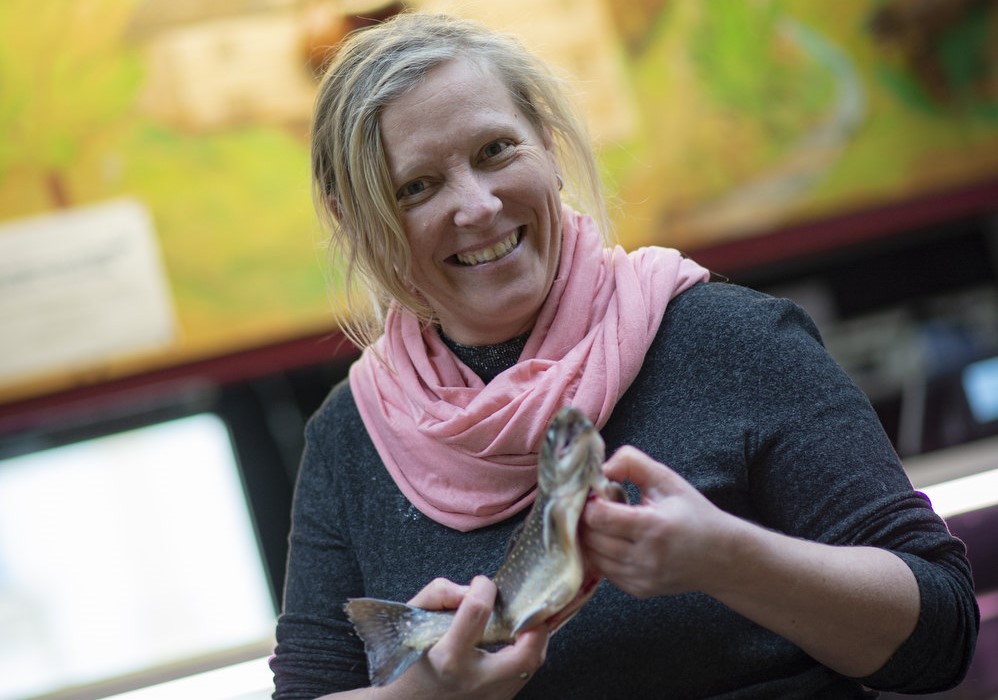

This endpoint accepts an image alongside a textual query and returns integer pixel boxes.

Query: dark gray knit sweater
[271,282,978,699]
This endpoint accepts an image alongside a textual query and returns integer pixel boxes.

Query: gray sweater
[271,282,977,699]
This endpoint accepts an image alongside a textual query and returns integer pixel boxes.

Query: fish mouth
[548,407,596,460]
[453,227,522,266]
[539,407,605,495]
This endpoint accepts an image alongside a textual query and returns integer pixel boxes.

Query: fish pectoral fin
[542,500,575,555]
[541,500,557,552]
[511,605,554,637]
[344,598,427,687]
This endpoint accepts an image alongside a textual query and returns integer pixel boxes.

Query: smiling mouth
[454,228,522,266]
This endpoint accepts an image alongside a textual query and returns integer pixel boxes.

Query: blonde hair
[311,11,609,349]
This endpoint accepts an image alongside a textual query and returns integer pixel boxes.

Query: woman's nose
[451,173,501,229]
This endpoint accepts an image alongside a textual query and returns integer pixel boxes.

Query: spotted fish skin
[344,407,626,686]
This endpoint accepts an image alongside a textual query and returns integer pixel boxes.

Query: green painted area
[1,0,996,375]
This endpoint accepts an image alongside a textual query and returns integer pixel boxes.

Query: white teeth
[456,230,520,266]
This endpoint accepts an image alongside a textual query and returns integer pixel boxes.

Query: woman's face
[379,57,562,346]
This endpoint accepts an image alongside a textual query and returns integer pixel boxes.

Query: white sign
[0,198,177,384]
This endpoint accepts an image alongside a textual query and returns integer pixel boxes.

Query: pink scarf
[349,207,709,531]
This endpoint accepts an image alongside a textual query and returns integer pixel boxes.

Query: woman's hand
[581,445,738,598]
[580,445,920,679]
[380,576,548,700]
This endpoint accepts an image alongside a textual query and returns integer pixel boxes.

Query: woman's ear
[541,127,561,180]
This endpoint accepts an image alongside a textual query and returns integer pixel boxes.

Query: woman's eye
[397,180,427,200]
[482,140,513,159]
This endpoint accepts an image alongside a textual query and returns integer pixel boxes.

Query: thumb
[603,446,684,499]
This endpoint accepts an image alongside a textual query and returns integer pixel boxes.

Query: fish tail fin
[344,597,430,687]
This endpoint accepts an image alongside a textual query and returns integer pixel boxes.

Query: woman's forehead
[384,57,504,115]
[379,60,532,173]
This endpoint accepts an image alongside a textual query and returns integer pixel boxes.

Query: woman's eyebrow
[387,120,522,183]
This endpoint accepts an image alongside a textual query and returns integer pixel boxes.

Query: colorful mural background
[2,0,997,402]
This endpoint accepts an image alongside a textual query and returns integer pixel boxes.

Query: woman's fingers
[602,445,686,499]
[582,445,732,598]
[414,575,548,695]
[583,496,641,542]
[489,626,549,681]
[408,576,470,610]
[426,576,498,685]
[435,575,496,654]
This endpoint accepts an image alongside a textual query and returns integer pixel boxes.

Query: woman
[271,12,978,699]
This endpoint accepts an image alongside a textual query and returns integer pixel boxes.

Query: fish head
[538,407,605,497]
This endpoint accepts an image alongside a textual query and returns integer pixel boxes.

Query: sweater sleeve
[270,386,369,699]
[718,289,979,692]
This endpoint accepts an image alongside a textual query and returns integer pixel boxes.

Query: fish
[344,406,627,686]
